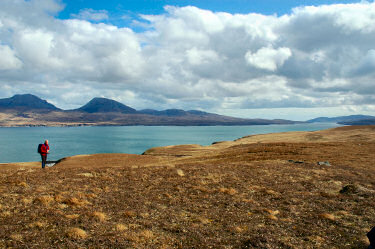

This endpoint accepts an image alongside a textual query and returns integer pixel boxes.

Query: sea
[0,123,341,163]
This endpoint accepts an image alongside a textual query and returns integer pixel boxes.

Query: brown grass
[0,211,11,217]
[34,195,54,206]
[219,187,238,195]
[115,224,128,232]
[0,126,374,248]
[65,214,80,219]
[17,181,28,188]
[9,234,22,242]
[28,221,47,229]
[139,230,155,240]
[66,228,87,240]
[63,197,89,206]
[124,210,137,218]
[176,169,185,176]
[319,213,336,221]
[89,211,107,222]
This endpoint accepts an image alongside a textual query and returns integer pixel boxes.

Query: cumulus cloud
[245,46,292,71]
[0,0,375,119]
[0,45,22,70]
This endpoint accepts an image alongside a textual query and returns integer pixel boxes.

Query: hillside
[0,125,374,248]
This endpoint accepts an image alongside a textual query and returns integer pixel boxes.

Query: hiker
[368,226,375,249]
[39,140,50,169]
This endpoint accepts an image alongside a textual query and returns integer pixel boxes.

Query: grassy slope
[0,126,374,248]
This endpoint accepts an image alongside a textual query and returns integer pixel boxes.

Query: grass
[66,228,88,240]
[90,211,108,222]
[0,126,374,248]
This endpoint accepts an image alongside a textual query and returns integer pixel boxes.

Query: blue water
[0,123,341,163]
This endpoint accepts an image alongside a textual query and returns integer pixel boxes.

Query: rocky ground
[0,125,374,248]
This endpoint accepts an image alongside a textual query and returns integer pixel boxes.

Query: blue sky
[1,0,374,120]
[58,0,361,18]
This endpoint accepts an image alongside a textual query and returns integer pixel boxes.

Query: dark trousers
[41,154,47,168]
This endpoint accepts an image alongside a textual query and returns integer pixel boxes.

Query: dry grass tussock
[115,223,127,232]
[319,213,336,221]
[34,195,54,206]
[65,214,80,219]
[66,228,88,240]
[0,126,374,248]
[89,211,108,222]
[63,197,90,206]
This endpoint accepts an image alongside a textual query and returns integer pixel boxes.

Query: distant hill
[0,94,59,111]
[138,109,210,116]
[338,118,375,125]
[0,94,299,126]
[307,115,375,124]
[75,97,137,114]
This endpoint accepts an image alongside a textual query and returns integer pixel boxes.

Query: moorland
[0,125,374,248]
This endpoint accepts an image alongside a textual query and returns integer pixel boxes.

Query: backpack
[37,144,43,154]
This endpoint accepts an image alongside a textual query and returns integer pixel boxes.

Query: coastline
[0,125,370,168]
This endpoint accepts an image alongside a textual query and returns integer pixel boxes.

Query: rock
[339,184,375,197]
[368,226,375,248]
[340,184,359,194]
[317,161,331,166]
[288,160,304,164]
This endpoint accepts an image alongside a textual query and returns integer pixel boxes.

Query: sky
[0,0,375,120]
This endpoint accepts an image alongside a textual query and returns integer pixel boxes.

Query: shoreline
[0,124,334,165]
[0,125,368,167]
[0,122,306,128]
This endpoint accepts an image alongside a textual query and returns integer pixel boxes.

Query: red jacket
[40,144,49,155]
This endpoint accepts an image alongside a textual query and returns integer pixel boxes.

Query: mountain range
[0,94,297,126]
[1,94,374,126]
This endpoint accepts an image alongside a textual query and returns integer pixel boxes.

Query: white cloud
[0,45,22,70]
[245,46,292,71]
[71,8,109,21]
[0,0,375,119]
[186,48,219,66]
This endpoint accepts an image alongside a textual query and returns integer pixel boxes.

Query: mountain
[307,115,375,123]
[0,94,59,111]
[0,94,299,126]
[75,97,137,114]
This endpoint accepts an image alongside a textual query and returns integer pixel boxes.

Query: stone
[317,161,331,166]
[368,226,375,248]
[340,184,359,194]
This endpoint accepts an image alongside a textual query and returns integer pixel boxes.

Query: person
[40,140,50,169]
